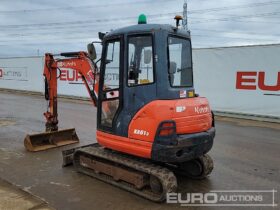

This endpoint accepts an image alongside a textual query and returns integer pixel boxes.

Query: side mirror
[144,49,152,64]
[87,43,97,60]
[169,61,177,74]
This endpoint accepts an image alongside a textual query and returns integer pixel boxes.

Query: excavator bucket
[24,128,79,152]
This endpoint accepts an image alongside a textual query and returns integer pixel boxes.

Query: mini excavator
[24,15,215,202]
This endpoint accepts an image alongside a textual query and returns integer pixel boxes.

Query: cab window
[168,36,193,87]
[128,35,154,86]
[103,41,120,90]
[100,39,120,128]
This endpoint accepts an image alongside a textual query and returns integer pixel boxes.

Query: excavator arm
[24,51,99,151]
[43,52,98,132]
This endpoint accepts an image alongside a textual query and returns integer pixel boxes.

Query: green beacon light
[138,14,147,24]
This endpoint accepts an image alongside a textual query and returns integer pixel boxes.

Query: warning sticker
[180,90,187,98]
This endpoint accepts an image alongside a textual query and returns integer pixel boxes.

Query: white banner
[0,56,90,97]
[0,56,44,92]
[193,44,280,118]
[0,44,279,118]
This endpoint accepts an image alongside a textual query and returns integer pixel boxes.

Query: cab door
[97,37,123,132]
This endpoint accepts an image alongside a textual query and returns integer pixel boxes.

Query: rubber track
[199,154,214,178]
[73,146,177,202]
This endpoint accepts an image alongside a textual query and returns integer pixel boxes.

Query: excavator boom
[24,51,98,152]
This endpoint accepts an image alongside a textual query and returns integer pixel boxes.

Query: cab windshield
[168,36,193,87]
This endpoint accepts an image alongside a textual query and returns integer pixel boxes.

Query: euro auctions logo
[0,67,28,81]
[59,69,83,83]
[167,190,277,207]
[236,71,280,92]
[58,69,96,86]
[57,60,83,84]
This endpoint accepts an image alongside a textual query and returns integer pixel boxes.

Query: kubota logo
[236,71,280,91]
[57,61,76,68]
[195,106,209,114]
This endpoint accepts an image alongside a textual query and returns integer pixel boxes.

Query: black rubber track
[73,146,178,202]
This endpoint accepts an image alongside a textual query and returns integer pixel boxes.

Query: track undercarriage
[63,144,213,202]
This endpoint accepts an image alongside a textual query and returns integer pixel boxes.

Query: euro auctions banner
[0,56,44,92]
[57,65,89,97]
[0,44,279,118]
[193,44,280,118]
[0,56,89,97]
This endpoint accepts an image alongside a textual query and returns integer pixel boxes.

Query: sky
[0,0,280,57]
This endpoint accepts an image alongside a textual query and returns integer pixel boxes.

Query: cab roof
[105,24,191,38]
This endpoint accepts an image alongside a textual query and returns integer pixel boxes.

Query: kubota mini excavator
[24,15,215,202]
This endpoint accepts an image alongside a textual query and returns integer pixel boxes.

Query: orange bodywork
[97,131,152,158]
[97,97,213,159]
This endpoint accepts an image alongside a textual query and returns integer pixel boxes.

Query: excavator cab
[65,16,215,201]
[94,17,214,163]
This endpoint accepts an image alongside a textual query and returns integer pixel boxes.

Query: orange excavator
[24,15,215,202]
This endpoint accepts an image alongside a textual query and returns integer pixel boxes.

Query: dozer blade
[24,128,79,152]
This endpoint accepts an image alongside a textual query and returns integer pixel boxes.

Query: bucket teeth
[24,128,79,152]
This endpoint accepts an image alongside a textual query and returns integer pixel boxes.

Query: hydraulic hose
[44,76,49,101]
